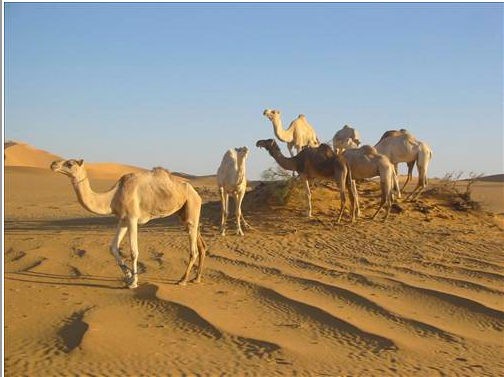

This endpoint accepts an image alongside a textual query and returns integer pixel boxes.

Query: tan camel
[256,139,352,221]
[263,109,319,157]
[340,138,400,221]
[375,129,433,200]
[216,147,251,236]
[333,125,361,154]
[51,159,206,288]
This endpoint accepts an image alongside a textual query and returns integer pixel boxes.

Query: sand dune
[4,143,504,376]
[5,141,62,169]
[5,141,148,180]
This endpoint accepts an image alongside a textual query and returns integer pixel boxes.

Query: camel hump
[151,167,172,177]
[360,145,377,155]
[377,129,403,144]
[318,144,335,159]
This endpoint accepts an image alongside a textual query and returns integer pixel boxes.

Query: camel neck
[268,148,297,172]
[72,175,117,216]
[271,117,294,143]
[236,159,247,186]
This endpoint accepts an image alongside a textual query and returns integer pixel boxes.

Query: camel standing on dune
[333,125,361,154]
[217,147,251,236]
[340,138,400,221]
[51,159,206,288]
[263,109,319,157]
[375,129,432,200]
[256,139,352,221]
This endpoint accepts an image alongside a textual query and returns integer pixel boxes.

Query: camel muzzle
[50,161,63,172]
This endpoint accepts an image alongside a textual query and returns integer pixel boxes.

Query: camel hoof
[177,280,187,286]
[237,230,244,236]
[191,277,202,284]
[127,281,138,289]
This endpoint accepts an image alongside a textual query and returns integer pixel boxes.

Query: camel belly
[350,164,379,180]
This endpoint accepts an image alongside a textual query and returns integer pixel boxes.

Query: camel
[340,138,400,221]
[333,125,361,154]
[374,129,433,200]
[256,139,352,221]
[216,147,251,236]
[50,159,206,288]
[263,109,319,157]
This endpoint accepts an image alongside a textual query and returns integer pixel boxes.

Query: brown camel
[51,159,206,288]
[256,139,352,221]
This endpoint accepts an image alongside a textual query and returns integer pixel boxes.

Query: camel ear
[275,110,280,115]
[77,159,84,166]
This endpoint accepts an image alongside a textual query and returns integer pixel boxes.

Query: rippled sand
[4,166,504,376]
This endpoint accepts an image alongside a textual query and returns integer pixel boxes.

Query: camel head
[51,159,86,181]
[341,138,359,149]
[255,139,280,153]
[263,109,281,122]
[234,146,249,161]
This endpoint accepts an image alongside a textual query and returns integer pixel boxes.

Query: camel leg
[240,213,253,229]
[352,179,361,219]
[410,163,428,201]
[401,161,415,192]
[236,188,247,235]
[372,198,386,220]
[304,177,312,217]
[219,187,227,236]
[127,218,139,289]
[109,221,132,280]
[193,233,206,283]
[349,179,359,222]
[383,200,392,222]
[337,168,349,223]
[178,221,199,286]
[406,169,423,201]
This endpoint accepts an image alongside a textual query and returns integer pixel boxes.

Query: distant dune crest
[3,141,216,181]
[4,141,146,179]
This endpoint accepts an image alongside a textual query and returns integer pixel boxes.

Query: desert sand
[4,142,504,376]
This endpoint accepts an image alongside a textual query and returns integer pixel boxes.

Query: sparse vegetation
[426,171,484,211]
[260,166,298,205]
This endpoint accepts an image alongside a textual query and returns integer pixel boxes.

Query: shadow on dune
[4,216,183,232]
[4,198,264,233]
[4,271,124,290]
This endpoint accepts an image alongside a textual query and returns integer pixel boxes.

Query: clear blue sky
[5,3,503,179]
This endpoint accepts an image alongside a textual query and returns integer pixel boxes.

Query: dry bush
[426,171,483,211]
[260,166,299,205]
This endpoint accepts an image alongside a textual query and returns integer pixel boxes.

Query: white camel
[375,129,433,200]
[216,147,251,236]
[333,125,361,154]
[263,109,319,157]
[51,159,206,288]
[340,139,400,221]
